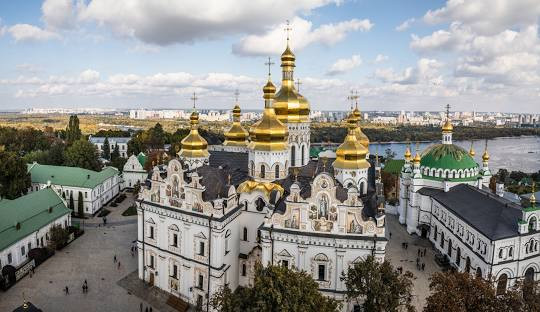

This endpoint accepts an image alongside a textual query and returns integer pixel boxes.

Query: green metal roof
[27,163,118,189]
[0,188,70,251]
[420,144,478,170]
[383,159,405,175]
[137,152,147,167]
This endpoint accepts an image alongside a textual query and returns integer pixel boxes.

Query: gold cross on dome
[295,78,302,92]
[284,20,292,42]
[234,89,240,103]
[190,92,198,109]
[445,103,451,120]
[350,90,360,108]
[265,57,275,77]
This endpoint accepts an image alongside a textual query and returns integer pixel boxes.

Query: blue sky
[0,0,539,113]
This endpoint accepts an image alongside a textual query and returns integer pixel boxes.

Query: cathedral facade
[136,41,386,311]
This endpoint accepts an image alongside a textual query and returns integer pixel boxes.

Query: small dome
[404,146,412,161]
[420,144,478,171]
[179,110,209,158]
[482,149,490,162]
[469,146,476,157]
[333,118,370,170]
[281,45,295,66]
[442,120,453,133]
[224,104,248,147]
[263,80,276,97]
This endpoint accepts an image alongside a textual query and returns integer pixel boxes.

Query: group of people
[63,279,88,295]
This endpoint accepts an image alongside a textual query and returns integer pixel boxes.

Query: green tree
[48,225,69,250]
[65,115,82,145]
[69,193,74,211]
[22,150,49,164]
[103,137,111,160]
[211,263,340,312]
[64,139,102,171]
[46,141,65,165]
[342,255,415,312]
[111,144,120,161]
[77,191,84,217]
[0,150,31,199]
[424,271,528,312]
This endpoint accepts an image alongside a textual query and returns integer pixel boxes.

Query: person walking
[140,302,143,312]
[422,263,425,271]
[114,255,117,263]
[118,261,121,270]
[65,286,69,295]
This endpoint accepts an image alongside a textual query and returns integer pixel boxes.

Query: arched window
[525,267,535,283]
[440,232,445,248]
[499,249,504,258]
[456,247,461,266]
[476,267,482,279]
[359,181,366,196]
[243,227,248,241]
[291,146,296,167]
[509,247,513,258]
[448,239,452,257]
[301,145,305,166]
[465,257,471,273]
[275,164,280,179]
[529,216,537,231]
[250,161,255,176]
[496,274,508,295]
[260,165,265,179]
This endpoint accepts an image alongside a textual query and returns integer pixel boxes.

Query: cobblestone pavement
[385,214,440,310]
[0,193,160,312]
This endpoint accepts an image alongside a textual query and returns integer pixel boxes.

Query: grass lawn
[122,205,137,216]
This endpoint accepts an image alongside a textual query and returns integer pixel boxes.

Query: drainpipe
[207,214,213,312]
[270,224,274,265]
[140,199,146,284]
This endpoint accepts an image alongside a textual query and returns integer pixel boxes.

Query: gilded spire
[530,182,536,207]
[469,140,476,157]
[223,90,249,147]
[248,60,288,151]
[179,92,209,159]
[442,104,453,133]
[413,143,421,164]
[333,109,370,170]
[347,92,369,149]
[404,144,412,162]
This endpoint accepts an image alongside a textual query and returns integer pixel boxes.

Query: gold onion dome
[223,104,249,146]
[482,149,490,162]
[469,146,476,157]
[442,119,453,133]
[179,110,209,158]
[333,115,370,170]
[413,151,421,164]
[273,43,310,123]
[404,146,412,161]
[249,79,289,151]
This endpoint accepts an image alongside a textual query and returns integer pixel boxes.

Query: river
[366,136,540,173]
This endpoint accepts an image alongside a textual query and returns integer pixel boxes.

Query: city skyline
[0,0,539,113]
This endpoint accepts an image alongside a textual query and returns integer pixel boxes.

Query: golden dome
[333,117,370,170]
[351,106,370,149]
[273,43,310,123]
[442,120,453,133]
[469,146,476,157]
[249,79,289,151]
[482,149,490,162]
[179,110,209,158]
[224,104,249,147]
[413,152,421,164]
[404,146,412,161]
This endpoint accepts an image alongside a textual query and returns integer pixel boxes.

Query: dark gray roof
[209,150,248,172]
[426,184,523,241]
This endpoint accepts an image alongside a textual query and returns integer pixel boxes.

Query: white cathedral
[398,115,540,293]
[136,40,386,311]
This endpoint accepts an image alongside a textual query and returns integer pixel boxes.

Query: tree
[69,193,74,211]
[48,225,69,250]
[424,271,530,312]
[342,256,415,312]
[64,139,102,171]
[211,263,340,312]
[77,191,84,217]
[46,141,65,165]
[385,148,397,161]
[0,150,31,199]
[111,144,120,161]
[22,150,49,164]
[65,115,82,145]
[103,137,111,160]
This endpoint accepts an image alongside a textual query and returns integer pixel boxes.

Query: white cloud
[374,54,388,63]
[79,69,100,84]
[77,0,342,45]
[326,55,362,75]
[374,58,444,85]
[233,16,373,56]
[396,18,415,32]
[424,0,540,35]
[42,0,77,29]
[7,24,60,42]
[16,64,44,74]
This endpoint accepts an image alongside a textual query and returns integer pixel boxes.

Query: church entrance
[421,228,428,238]
[149,272,155,286]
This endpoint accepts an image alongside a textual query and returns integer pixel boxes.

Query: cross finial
[350,90,360,109]
[191,92,198,109]
[285,20,292,43]
[265,57,275,78]
[295,78,302,92]
[347,90,355,110]
[445,104,451,120]
[234,89,240,103]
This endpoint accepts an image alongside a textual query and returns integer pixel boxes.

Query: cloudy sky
[0,0,539,113]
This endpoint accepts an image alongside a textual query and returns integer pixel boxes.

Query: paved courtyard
[0,193,164,312]
[385,214,440,310]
